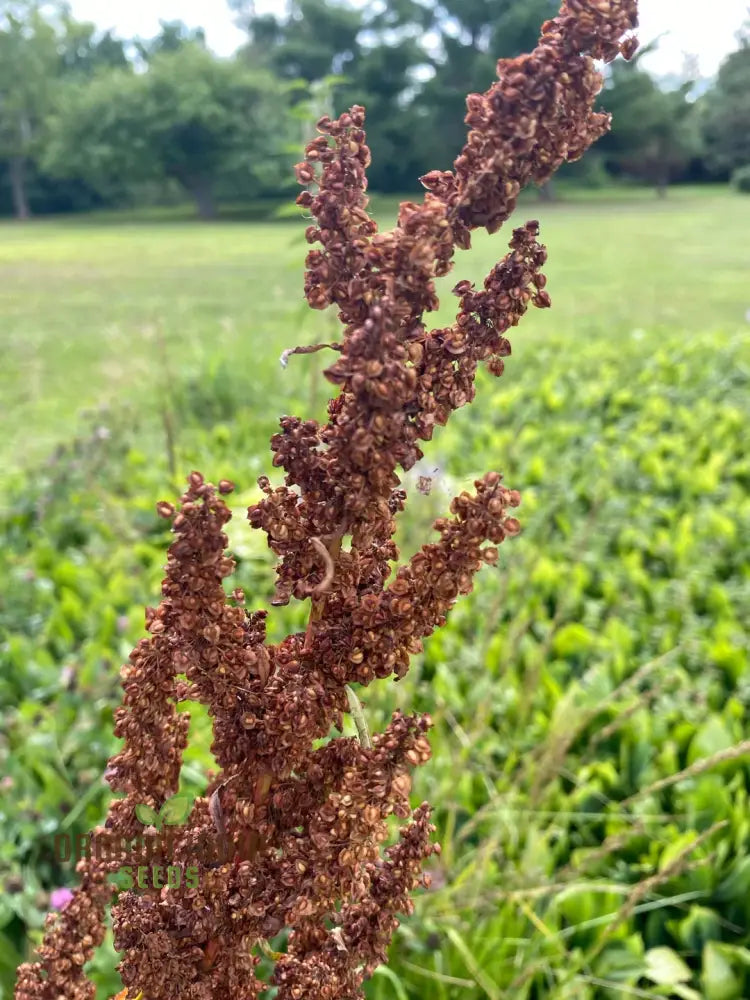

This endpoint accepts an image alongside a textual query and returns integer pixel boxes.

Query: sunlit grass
[1,186,747,469]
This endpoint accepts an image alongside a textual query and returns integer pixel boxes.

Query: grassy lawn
[2,187,750,999]
[2,186,747,470]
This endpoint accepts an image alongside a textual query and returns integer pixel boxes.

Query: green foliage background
[2,0,749,218]
[1,188,749,998]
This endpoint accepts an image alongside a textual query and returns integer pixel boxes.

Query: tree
[0,1,59,217]
[597,56,701,194]
[135,19,206,62]
[418,0,558,175]
[701,32,750,178]
[343,35,434,191]
[241,0,362,82]
[0,1,132,218]
[43,45,290,218]
[233,0,563,192]
[57,15,128,76]
[238,0,433,191]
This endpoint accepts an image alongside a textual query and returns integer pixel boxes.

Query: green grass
[1,186,750,1000]
[2,186,747,471]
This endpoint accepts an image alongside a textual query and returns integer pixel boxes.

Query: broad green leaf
[701,942,742,1000]
[552,623,595,658]
[673,906,722,951]
[644,946,691,985]
[673,985,702,1000]
[160,794,192,826]
[134,803,160,827]
[687,716,734,765]
[714,944,750,968]
[658,831,702,873]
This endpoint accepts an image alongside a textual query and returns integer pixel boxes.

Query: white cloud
[68,0,246,54]
[68,0,748,77]
[637,0,747,78]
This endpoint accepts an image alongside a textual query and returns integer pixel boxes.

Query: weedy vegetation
[2,2,750,1000]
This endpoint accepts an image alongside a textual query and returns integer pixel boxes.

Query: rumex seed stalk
[15,4,638,998]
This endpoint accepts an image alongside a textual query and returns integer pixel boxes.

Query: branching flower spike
[15,2,638,998]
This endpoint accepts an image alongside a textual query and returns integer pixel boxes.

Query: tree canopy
[0,1,60,217]
[597,53,701,193]
[44,44,289,217]
[1,0,748,218]
[701,35,750,178]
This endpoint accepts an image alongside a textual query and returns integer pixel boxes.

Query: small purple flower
[50,888,74,910]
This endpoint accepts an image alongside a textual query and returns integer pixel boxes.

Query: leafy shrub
[3,318,749,998]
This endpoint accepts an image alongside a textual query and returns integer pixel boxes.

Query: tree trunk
[654,155,669,198]
[186,176,217,220]
[538,179,557,202]
[9,156,31,220]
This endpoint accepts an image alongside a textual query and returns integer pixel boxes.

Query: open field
[2,187,747,470]
[1,188,750,999]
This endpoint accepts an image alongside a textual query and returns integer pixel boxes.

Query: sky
[67,0,749,80]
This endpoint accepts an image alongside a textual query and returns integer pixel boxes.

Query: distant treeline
[1,0,749,218]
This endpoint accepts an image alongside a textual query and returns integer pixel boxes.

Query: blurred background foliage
[1,191,749,997]
[1,0,750,219]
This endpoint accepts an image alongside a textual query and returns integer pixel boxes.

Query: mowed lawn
[1,187,748,471]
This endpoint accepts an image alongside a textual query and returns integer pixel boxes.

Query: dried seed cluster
[16,3,636,998]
